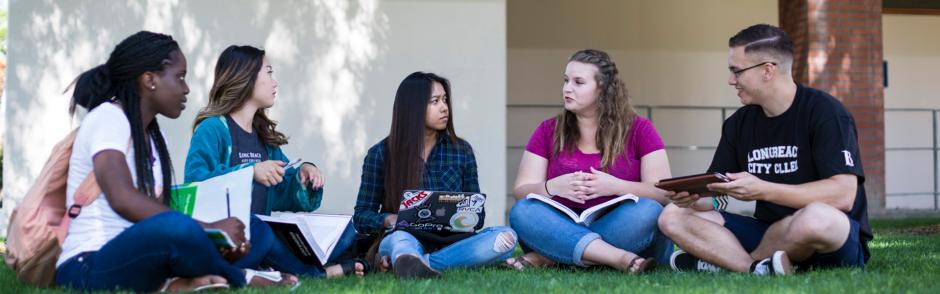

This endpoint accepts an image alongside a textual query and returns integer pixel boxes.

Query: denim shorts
[720,211,867,270]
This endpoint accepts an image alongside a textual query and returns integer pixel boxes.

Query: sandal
[625,256,655,274]
[244,269,297,287]
[335,257,372,277]
[159,276,229,292]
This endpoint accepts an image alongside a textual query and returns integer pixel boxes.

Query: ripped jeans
[379,226,517,271]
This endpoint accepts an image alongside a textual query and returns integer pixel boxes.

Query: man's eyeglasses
[730,61,776,78]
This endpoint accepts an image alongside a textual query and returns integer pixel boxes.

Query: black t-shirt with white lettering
[226,115,269,214]
[708,84,871,257]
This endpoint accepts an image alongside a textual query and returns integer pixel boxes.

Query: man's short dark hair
[729,24,794,60]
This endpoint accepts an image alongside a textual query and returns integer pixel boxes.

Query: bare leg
[750,203,850,262]
[658,204,755,272]
[580,239,649,273]
[748,216,794,261]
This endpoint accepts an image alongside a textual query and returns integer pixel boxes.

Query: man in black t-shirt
[657,24,871,275]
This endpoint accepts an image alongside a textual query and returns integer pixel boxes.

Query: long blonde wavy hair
[553,49,636,169]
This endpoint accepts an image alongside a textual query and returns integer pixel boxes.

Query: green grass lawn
[2,218,939,293]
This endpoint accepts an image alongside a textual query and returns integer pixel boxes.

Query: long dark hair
[381,71,458,214]
[69,31,178,203]
[555,49,636,169]
[366,71,459,263]
[193,45,288,146]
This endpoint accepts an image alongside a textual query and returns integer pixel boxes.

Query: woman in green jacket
[185,45,364,278]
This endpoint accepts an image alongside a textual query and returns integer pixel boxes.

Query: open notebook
[526,193,638,225]
[257,212,351,265]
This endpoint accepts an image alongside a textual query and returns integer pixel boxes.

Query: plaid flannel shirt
[353,134,480,234]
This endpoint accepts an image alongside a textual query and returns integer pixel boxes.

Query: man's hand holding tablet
[656,172,731,210]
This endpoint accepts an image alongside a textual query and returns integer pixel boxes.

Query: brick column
[780,0,886,213]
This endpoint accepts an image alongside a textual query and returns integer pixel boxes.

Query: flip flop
[244,269,297,287]
[336,257,372,277]
[191,282,230,292]
[159,276,230,292]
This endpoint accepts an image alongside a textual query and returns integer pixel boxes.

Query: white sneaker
[751,250,793,276]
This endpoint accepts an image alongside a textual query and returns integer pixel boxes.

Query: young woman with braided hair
[56,31,294,291]
[506,49,674,273]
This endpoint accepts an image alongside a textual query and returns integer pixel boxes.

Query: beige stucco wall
[882,14,940,209]
[2,0,507,236]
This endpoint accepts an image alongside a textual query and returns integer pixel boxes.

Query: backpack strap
[67,174,102,218]
[68,137,133,219]
[55,173,101,244]
[55,138,133,244]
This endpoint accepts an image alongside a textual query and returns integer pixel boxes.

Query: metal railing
[506,104,940,210]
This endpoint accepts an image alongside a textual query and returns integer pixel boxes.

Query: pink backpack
[4,129,102,287]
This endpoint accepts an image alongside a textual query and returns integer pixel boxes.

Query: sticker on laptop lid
[456,193,485,213]
[418,208,432,219]
[400,191,433,210]
[450,212,479,232]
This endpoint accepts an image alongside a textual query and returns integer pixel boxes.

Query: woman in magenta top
[506,49,673,273]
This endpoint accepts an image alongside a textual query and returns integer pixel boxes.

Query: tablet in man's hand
[655,172,731,197]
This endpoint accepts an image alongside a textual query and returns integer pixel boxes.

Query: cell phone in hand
[654,172,731,197]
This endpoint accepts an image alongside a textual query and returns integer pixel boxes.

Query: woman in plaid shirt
[353,72,518,279]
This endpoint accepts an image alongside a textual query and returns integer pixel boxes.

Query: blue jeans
[236,215,357,278]
[379,226,517,271]
[510,197,672,266]
[55,211,247,291]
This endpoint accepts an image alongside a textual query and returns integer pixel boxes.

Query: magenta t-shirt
[525,116,665,210]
